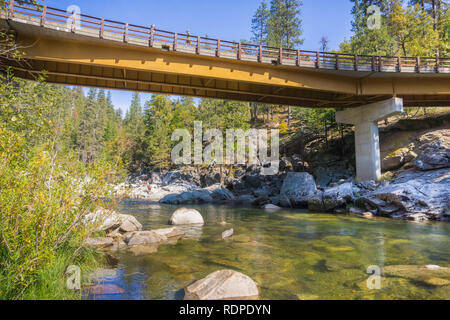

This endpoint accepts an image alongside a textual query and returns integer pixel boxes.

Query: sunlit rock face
[359,168,450,221]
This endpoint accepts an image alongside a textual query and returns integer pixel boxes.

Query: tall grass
[0,72,116,299]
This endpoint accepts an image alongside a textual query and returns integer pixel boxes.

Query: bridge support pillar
[336,98,404,182]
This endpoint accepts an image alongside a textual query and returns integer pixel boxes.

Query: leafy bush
[0,72,115,299]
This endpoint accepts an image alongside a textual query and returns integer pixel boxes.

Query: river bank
[114,126,449,222]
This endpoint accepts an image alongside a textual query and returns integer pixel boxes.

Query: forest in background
[2,0,447,173]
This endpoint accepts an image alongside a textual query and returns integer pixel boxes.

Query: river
[86,200,450,300]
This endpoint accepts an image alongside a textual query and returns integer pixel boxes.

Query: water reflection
[86,202,450,300]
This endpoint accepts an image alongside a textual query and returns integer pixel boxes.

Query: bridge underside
[5,56,450,108]
[1,18,450,108]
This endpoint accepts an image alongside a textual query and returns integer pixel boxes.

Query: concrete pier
[336,98,404,181]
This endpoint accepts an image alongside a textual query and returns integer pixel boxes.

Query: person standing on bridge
[186,30,192,46]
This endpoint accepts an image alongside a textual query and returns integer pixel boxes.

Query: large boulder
[169,208,205,225]
[279,172,317,208]
[211,188,235,201]
[162,170,198,186]
[359,168,450,221]
[84,210,142,234]
[314,167,332,188]
[253,186,273,198]
[124,231,165,247]
[159,193,181,204]
[83,209,121,232]
[322,182,354,211]
[160,190,213,204]
[382,148,416,171]
[184,270,259,300]
[307,191,325,212]
[414,142,450,171]
[84,237,114,248]
[118,214,143,233]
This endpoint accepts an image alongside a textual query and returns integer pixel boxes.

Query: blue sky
[41,0,354,113]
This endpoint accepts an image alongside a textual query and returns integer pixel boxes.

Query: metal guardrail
[4,1,450,73]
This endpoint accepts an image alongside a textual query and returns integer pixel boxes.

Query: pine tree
[251,1,270,45]
[143,95,175,168]
[124,92,145,140]
[78,88,97,163]
[267,0,304,48]
[123,92,146,169]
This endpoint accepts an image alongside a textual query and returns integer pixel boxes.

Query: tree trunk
[288,107,291,127]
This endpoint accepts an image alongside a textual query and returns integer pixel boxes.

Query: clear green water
[88,201,450,300]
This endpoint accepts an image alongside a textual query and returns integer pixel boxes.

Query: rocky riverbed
[82,203,450,300]
[113,128,449,222]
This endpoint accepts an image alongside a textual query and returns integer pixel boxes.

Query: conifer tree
[267,0,304,48]
[251,1,270,45]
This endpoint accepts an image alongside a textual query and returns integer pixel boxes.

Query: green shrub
[0,72,116,299]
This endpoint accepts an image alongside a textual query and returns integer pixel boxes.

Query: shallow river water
[88,200,450,300]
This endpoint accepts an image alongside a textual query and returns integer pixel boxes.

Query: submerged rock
[263,204,282,211]
[152,227,185,239]
[129,244,159,256]
[169,208,205,225]
[184,270,259,300]
[383,265,450,287]
[279,172,317,208]
[177,225,204,240]
[85,284,124,295]
[222,229,234,239]
[348,207,365,215]
[324,259,359,272]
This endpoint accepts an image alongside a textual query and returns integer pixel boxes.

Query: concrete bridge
[1,2,450,181]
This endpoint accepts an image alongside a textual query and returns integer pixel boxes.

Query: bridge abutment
[336,98,404,182]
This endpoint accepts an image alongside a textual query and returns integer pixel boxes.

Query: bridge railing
[4,1,448,74]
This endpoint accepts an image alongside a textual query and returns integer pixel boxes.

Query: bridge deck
[4,3,449,74]
[1,3,450,108]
